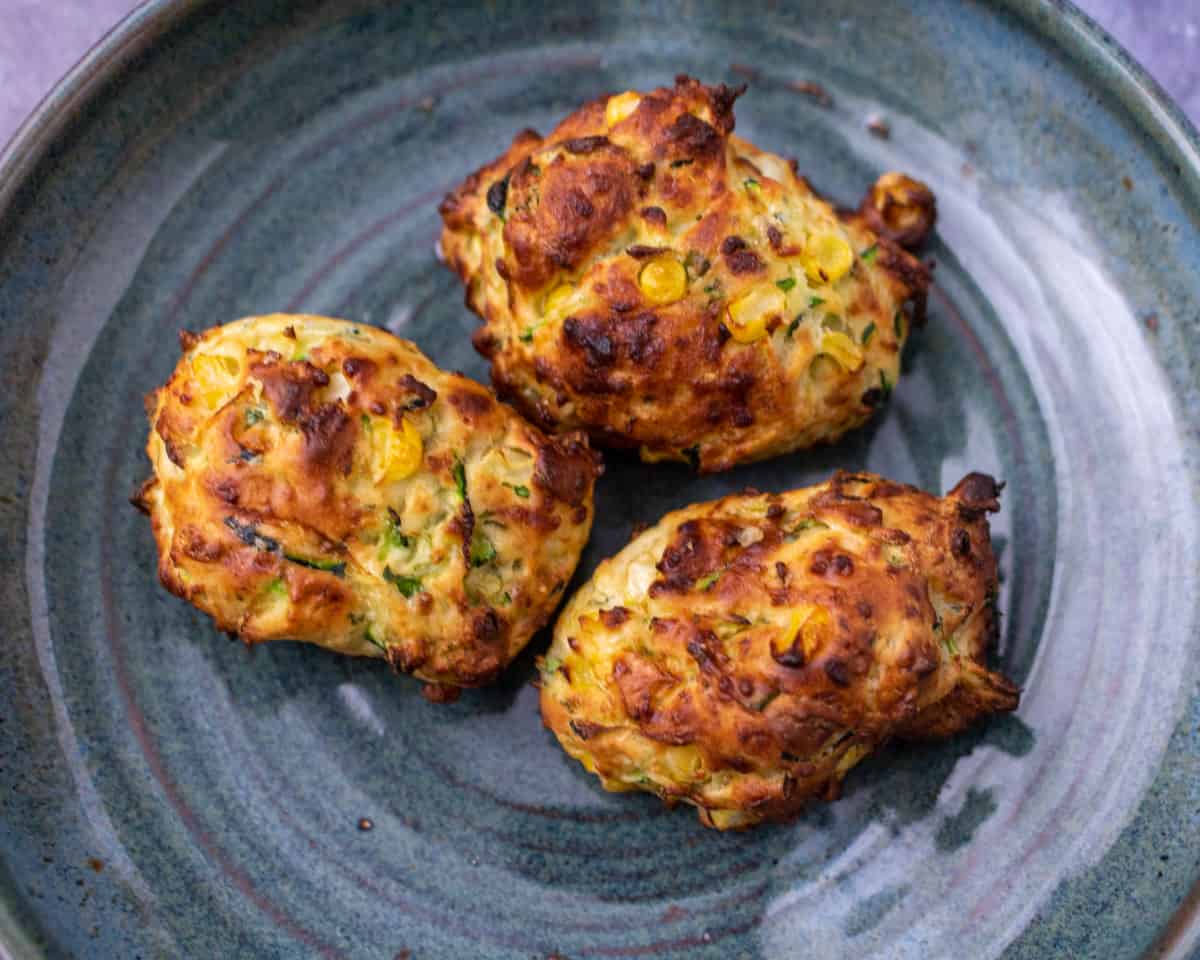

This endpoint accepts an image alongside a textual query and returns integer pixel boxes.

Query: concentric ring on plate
[9,7,1197,957]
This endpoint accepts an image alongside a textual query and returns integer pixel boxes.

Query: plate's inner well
[5,2,1199,959]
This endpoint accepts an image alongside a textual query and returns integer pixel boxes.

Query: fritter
[439,76,936,472]
[134,314,601,695]
[539,471,1018,828]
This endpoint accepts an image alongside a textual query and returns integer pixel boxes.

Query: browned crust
[539,471,1018,828]
[136,313,600,690]
[439,76,937,472]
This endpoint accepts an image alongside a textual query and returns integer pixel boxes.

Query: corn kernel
[662,744,704,782]
[605,91,642,127]
[771,610,805,660]
[370,416,423,483]
[705,808,748,829]
[543,283,575,320]
[726,284,786,343]
[772,603,835,662]
[637,255,687,305]
[638,445,688,465]
[836,742,870,774]
[820,331,865,371]
[802,233,854,284]
[190,353,242,408]
[799,605,835,660]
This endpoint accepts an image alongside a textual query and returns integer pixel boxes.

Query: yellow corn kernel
[370,416,423,483]
[704,808,751,830]
[820,331,865,371]
[638,445,688,465]
[772,603,835,662]
[605,91,642,127]
[771,610,803,660]
[836,742,871,775]
[190,353,242,408]
[662,744,704,782]
[726,284,786,343]
[800,605,835,660]
[543,283,575,319]
[802,233,854,284]
[578,752,598,774]
[637,255,687,305]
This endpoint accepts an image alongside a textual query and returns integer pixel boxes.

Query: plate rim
[3,0,1200,229]
[0,1,1197,958]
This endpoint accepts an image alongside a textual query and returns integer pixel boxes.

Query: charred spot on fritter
[653,518,731,593]
[446,388,493,419]
[534,431,603,506]
[641,205,667,227]
[251,357,329,423]
[950,472,1004,514]
[539,471,1018,829]
[298,404,356,476]
[398,373,437,408]
[440,76,938,472]
[502,143,638,289]
[135,314,598,692]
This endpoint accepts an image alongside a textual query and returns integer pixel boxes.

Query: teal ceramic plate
[2,1,1198,957]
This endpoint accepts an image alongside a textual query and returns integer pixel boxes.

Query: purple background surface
[1,1,1198,154]
[0,2,1194,952]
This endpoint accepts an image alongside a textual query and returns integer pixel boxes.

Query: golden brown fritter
[439,76,936,472]
[539,471,1018,829]
[134,314,601,694]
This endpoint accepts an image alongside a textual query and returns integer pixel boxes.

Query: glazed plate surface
[1,1,1198,957]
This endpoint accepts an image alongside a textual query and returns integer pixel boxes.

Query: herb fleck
[860,244,878,263]
[364,627,387,653]
[684,250,711,280]
[469,530,496,567]
[785,517,830,540]
[776,277,796,293]
[283,552,346,577]
[861,322,876,345]
[383,567,422,597]
[378,512,411,559]
[452,459,467,499]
